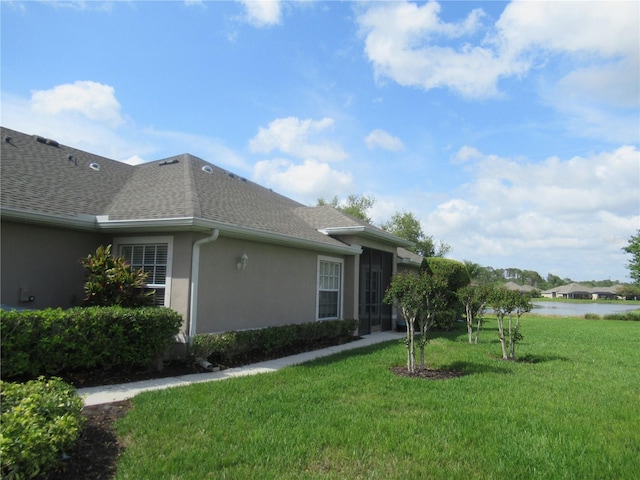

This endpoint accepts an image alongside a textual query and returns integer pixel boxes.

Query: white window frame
[113,236,173,307]
[316,255,344,320]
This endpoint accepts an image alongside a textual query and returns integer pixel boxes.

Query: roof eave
[1,209,362,255]
[97,216,362,255]
[1,207,98,231]
[320,226,414,248]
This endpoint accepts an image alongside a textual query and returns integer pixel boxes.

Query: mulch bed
[45,400,132,480]
[390,366,465,380]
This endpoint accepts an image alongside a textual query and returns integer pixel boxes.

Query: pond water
[531,301,640,317]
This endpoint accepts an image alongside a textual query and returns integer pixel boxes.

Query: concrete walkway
[78,331,403,406]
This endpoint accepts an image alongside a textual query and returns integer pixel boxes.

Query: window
[318,257,343,319]
[115,237,172,307]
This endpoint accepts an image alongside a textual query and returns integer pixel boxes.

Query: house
[0,127,415,346]
[540,283,623,300]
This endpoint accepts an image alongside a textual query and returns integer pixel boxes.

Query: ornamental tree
[383,273,423,372]
[489,287,532,360]
[384,270,450,373]
[457,283,494,344]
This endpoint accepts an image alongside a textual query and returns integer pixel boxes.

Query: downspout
[189,229,220,339]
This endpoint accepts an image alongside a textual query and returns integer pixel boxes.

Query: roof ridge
[181,154,202,218]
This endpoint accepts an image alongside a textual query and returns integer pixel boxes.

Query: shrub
[81,244,154,307]
[603,311,640,321]
[0,307,183,379]
[585,313,601,320]
[0,377,84,479]
[192,319,359,367]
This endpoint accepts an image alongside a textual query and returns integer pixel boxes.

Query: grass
[115,316,640,479]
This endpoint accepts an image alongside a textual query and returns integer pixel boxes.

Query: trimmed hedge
[0,377,84,480]
[191,319,359,367]
[0,307,183,380]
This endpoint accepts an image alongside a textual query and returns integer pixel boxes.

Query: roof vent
[89,162,101,171]
[228,172,236,179]
[68,154,77,166]
[33,135,59,147]
[4,136,12,143]
[159,159,179,166]
[202,165,213,174]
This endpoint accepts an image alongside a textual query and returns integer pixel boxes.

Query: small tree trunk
[406,318,416,372]
[420,320,428,372]
[466,304,473,344]
[507,314,515,360]
[496,314,508,360]
[474,315,481,344]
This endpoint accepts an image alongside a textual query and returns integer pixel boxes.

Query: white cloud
[249,117,348,162]
[30,81,123,128]
[237,0,281,27]
[357,0,639,107]
[494,1,638,59]
[1,90,144,161]
[365,129,404,151]
[357,1,519,98]
[451,145,483,164]
[423,145,640,279]
[1,85,248,171]
[253,158,353,202]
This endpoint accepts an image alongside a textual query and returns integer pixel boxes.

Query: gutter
[188,229,220,338]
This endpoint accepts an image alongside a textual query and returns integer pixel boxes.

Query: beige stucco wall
[0,221,104,309]
[194,236,349,333]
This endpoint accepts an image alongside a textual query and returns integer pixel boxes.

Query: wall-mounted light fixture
[237,253,249,270]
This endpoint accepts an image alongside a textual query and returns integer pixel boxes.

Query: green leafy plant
[191,319,358,367]
[0,377,84,480]
[81,244,154,307]
[0,307,183,379]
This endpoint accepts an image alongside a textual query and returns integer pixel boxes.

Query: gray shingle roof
[1,127,133,218]
[1,127,387,251]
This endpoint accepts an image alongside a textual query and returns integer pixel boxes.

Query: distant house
[0,127,414,344]
[503,281,538,294]
[541,283,622,300]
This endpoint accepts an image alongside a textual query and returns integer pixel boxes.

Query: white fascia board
[209,220,362,255]
[1,207,97,231]
[320,226,414,248]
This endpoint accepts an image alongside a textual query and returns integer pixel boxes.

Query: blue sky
[2,0,639,282]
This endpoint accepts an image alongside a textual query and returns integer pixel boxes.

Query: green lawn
[115,317,640,479]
